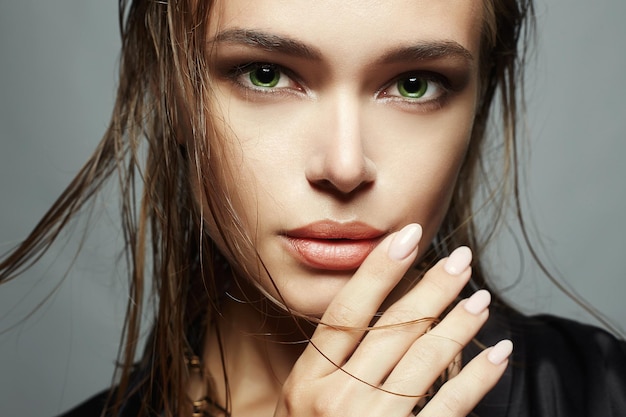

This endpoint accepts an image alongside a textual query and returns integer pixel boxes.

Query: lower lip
[283,237,381,271]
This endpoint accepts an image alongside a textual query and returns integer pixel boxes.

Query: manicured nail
[464,289,491,315]
[487,339,513,365]
[444,246,472,275]
[388,224,422,260]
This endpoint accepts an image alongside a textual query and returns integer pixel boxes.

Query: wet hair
[0,0,536,415]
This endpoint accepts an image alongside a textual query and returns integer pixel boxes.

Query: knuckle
[437,384,467,416]
[325,301,359,327]
[378,307,419,328]
[310,388,350,417]
[311,396,334,416]
[466,361,492,386]
[386,338,451,391]
[411,336,448,369]
[420,272,449,298]
[281,378,331,416]
[280,378,303,412]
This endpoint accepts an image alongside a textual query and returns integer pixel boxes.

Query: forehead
[208,0,484,60]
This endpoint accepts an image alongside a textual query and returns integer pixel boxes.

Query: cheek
[213,96,306,218]
[184,112,266,275]
[396,152,465,240]
[372,103,474,231]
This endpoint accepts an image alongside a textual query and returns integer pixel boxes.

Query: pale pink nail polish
[464,290,491,315]
[487,340,513,365]
[444,246,472,275]
[388,224,422,260]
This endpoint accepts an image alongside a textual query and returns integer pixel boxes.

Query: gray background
[0,1,625,415]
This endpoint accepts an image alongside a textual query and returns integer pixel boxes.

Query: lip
[281,221,386,271]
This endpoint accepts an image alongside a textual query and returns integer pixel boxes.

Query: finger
[417,339,513,417]
[298,223,422,376]
[344,247,473,382]
[382,290,491,395]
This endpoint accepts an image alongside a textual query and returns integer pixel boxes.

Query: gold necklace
[186,353,229,417]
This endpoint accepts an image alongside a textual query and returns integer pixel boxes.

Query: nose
[304,95,377,195]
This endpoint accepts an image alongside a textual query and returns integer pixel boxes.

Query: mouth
[281,221,386,271]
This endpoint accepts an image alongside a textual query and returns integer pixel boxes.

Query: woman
[1,0,625,416]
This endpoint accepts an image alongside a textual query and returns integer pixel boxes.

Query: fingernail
[444,246,472,275]
[487,339,513,365]
[388,224,422,260]
[464,290,491,315]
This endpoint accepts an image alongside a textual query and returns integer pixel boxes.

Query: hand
[274,223,512,417]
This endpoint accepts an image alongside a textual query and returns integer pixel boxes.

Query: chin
[261,270,352,318]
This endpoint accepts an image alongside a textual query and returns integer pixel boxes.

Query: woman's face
[204,0,483,315]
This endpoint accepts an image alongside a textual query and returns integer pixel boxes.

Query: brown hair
[0,0,536,415]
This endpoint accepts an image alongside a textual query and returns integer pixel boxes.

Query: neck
[203,294,313,416]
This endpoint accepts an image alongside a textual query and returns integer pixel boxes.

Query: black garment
[58,309,626,417]
[466,310,626,416]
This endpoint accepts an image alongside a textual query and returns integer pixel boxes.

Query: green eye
[397,77,428,99]
[249,64,281,88]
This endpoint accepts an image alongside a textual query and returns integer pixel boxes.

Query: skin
[206,0,481,314]
[193,1,509,416]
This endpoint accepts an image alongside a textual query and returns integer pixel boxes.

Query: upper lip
[283,220,385,240]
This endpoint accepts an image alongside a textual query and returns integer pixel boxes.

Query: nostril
[309,177,375,197]
[305,151,377,195]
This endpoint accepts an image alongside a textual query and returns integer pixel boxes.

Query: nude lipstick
[282,221,385,271]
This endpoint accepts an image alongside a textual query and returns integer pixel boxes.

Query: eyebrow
[211,28,474,64]
[376,41,474,65]
[212,29,322,60]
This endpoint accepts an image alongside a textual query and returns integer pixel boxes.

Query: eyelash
[227,62,304,94]
[378,72,450,106]
[225,62,451,107]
